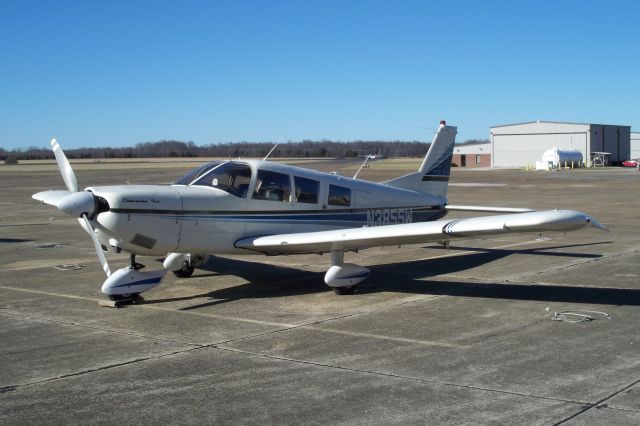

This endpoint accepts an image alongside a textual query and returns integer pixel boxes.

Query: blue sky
[1,0,638,150]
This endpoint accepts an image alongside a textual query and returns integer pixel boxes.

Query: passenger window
[252,170,291,202]
[192,162,252,198]
[294,176,319,204]
[328,184,351,206]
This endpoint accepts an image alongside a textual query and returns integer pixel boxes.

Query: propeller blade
[78,217,92,234]
[81,215,111,277]
[51,138,78,192]
[587,215,608,231]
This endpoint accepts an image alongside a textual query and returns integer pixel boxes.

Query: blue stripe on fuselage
[180,209,446,227]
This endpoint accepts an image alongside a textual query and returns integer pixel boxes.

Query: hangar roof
[490,120,631,130]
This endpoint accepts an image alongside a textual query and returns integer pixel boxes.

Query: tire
[173,262,195,278]
[333,285,357,295]
[108,293,139,301]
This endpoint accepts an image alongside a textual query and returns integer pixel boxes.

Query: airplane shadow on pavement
[144,240,640,308]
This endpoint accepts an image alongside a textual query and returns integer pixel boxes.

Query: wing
[235,210,606,255]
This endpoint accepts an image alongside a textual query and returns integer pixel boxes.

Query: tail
[384,121,457,201]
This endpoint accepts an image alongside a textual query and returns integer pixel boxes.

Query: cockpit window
[191,162,252,198]
[174,162,222,185]
[252,170,291,202]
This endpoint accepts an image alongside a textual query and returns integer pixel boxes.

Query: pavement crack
[553,376,640,425]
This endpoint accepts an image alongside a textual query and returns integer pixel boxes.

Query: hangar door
[492,133,588,167]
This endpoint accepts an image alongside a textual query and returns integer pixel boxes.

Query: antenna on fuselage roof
[263,140,281,161]
[353,154,372,179]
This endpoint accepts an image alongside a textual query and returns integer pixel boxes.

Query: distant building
[452,143,491,168]
[490,121,631,167]
[631,132,640,160]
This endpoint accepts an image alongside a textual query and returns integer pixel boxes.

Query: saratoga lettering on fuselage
[366,208,413,226]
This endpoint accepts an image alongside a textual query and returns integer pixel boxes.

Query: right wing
[235,209,606,255]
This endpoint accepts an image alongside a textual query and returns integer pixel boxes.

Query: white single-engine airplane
[33,121,606,300]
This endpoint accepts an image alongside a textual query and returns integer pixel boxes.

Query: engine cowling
[324,264,370,287]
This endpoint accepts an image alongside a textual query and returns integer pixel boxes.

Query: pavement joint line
[553,376,640,425]
[0,258,106,273]
[211,311,364,346]
[0,271,554,352]
[2,240,635,367]
[302,326,469,349]
[209,345,594,408]
[0,285,298,329]
[0,285,104,302]
[509,249,636,281]
[139,303,300,328]
[598,405,640,414]
[1,345,206,393]
[0,308,203,348]
[0,222,51,227]
[208,292,476,349]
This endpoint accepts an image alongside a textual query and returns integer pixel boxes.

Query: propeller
[49,138,111,277]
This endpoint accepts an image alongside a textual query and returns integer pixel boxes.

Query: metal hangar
[490,121,631,167]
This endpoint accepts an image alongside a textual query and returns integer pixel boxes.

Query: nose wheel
[333,285,358,295]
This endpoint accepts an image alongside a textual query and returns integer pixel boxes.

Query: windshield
[191,162,252,198]
[174,162,223,185]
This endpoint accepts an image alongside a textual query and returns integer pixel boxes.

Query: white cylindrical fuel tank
[542,147,583,167]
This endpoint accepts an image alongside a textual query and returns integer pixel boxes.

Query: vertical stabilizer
[384,121,457,201]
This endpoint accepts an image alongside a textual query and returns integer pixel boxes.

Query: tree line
[1,139,489,161]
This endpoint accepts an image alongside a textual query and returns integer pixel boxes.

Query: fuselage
[88,160,447,256]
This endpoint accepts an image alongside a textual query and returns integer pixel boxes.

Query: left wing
[235,210,606,255]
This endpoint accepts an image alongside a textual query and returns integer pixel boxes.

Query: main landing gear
[173,261,194,278]
[324,250,370,295]
[172,254,206,278]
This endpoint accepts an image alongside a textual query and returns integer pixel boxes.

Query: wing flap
[445,205,535,213]
[235,210,601,255]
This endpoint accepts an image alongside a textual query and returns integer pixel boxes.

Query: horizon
[1,0,638,150]
[2,136,491,153]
